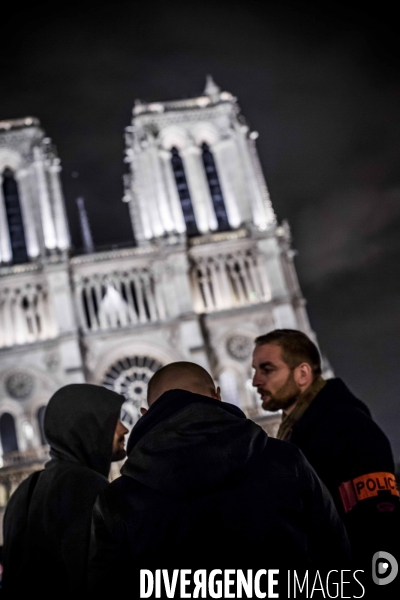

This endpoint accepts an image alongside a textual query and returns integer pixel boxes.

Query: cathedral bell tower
[124,76,275,242]
[0,118,83,474]
[0,117,70,266]
[122,77,316,423]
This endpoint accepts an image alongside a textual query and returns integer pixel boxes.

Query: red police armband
[339,472,399,513]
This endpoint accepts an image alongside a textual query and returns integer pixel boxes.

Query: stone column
[85,281,98,331]
[122,273,139,324]
[181,145,217,233]
[248,252,269,300]
[1,289,14,346]
[73,277,88,331]
[12,288,29,344]
[15,169,40,259]
[211,139,242,228]
[48,158,70,250]
[236,254,253,301]
[132,272,147,323]
[217,256,233,309]
[165,250,194,316]
[227,258,246,305]
[199,262,214,311]
[0,175,12,263]
[247,136,276,226]
[111,275,129,327]
[235,127,275,229]
[93,277,107,330]
[134,150,160,239]
[189,265,205,314]
[208,260,221,310]
[45,266,75,336]
[147,140,174,234]
[33,147,57,250]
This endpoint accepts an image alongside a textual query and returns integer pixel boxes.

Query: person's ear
[140,407,148,416]
[294,363,313,389]
[212,386,221,401]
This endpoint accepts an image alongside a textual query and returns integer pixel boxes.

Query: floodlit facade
[0,79,322,534]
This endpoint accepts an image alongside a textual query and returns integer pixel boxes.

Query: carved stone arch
[0,398,24,419]
[191,122,222,147]
[0,148,25,174]
[158,125,193,151]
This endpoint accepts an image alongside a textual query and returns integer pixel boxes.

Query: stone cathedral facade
[0,79,320,533]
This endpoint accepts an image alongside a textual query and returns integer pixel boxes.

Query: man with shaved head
[89,361,350,595]
[146,361,221,406]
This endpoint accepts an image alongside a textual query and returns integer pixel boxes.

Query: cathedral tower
[0,118,82,477]
[121,77,314,417]
[0,117,70,265]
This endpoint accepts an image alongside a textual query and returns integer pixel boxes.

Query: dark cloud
[296,186,400,283]
[1,1,399,458]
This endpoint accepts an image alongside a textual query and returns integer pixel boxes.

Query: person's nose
[122,424,129,436]
[252,370,262,387]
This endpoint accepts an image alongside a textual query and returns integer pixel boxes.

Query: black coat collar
[291,378,370,438]
[127,389,246,455]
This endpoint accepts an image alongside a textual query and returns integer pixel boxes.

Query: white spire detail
[76,197,94,254]
[203,75,221,98]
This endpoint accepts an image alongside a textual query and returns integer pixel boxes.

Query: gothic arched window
[0,412,19,454]
[170,147,199,237]
[201,143,230,232]
[2,168,28,264]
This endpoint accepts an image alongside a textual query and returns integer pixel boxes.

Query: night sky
[1,2,399,461]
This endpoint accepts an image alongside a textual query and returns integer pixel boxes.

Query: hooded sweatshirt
[2,383,124,598]
[88,390,350,596]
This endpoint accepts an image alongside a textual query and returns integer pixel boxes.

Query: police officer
[252,329,399,565]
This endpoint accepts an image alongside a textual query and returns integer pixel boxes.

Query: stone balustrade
[0,277,57,348]
[73,268,167,333]
[189,240,271,313]
[1,445,50,468]
[71,247,171,334]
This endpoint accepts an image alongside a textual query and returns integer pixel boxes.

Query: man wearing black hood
[88,361,350,596]
[2,383,127,598]
[252,329,399,566]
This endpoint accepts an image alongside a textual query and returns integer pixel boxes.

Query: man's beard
[111,441,127,462]
[260,371,301,412]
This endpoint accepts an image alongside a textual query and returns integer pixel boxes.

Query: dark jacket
[88,389,350,596]
[289,377,399,563]
[2,384,124,598]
